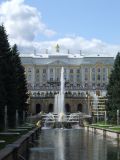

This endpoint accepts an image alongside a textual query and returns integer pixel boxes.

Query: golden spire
[55,44,60,52]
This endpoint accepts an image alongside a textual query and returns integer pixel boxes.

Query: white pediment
[47,60,68,66]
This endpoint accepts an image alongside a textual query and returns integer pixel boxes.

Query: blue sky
[25,0,120,44]
[0,0,120,56]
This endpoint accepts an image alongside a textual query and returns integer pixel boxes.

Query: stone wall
[30,97,89,114]
[0,128,40,160]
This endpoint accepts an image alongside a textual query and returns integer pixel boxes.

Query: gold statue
[56,44,60,52]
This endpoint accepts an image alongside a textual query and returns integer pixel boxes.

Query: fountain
[43,67,82,128]
[41,66,91,128]
[43,67,66,128]
[54,67,65,122]
[92,92,99,122]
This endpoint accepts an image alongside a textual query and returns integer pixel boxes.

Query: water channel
[29,128,120,160]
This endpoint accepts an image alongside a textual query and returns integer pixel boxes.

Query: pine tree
[0,25,10,129]
[0,68,6,130]
[0,25,17,128]
[107,52,120,123]
[11,44,28,125]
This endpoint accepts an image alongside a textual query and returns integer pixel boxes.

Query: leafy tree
[107,52,120,123]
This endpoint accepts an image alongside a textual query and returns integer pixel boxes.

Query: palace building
[21,47,114,116]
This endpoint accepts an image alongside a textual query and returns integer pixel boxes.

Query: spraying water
[54,67,65,122]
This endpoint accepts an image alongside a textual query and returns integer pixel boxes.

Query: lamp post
[4,105,8,131]
[117,110,119,126]
[104,110,107,125]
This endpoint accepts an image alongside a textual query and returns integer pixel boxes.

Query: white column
[47,67,50,81]
[39,68,42,85]
[81,66,84,87]
[53,67,55,80]
[74,68,76,84]
[106,68,109,83]
[89,67,92,87]
[66,68,69,81]
[32,66,35,88]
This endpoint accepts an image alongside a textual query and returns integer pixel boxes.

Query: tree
[0,25,17,128]
[107,52,120,123]
[11,44,28,125]
[0,25,28,129]
[0,70,6,130]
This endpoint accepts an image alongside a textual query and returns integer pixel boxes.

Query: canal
[29,128,120,160]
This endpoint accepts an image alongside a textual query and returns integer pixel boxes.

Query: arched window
[48,104,53,113]
[97,75,101,80]
[36,69,39,73]
[77,104,82,112]
[98,68,101,72]
[92,68,95,72]
[65,104,71,113]
[36,104,41,114]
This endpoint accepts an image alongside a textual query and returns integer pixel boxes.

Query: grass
[0,123,35,150]
[109,128,120,132]
[0,134,20,149]
[90,121,120,132]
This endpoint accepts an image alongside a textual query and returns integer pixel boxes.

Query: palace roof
[20,50,114,66]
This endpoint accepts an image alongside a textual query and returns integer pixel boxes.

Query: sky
[0,0,120,56]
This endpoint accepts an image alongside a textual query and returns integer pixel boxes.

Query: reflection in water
[54,130,65,160]
[29,129,120,160]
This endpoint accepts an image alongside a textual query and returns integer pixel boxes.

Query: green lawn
[90,122,120,132]
[0,123,35,150]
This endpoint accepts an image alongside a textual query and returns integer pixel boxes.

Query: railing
[27,85,107,91]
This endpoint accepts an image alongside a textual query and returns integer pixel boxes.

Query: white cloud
[0,0,56,42]
[17,36,120,57]
[0,0,120,57]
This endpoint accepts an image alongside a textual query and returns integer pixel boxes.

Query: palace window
[92,68,95,72]
[85,74,88,80]
[43,75,46,80]
[28,75,31,81]
[50,68,53,73]
[97,74,101,80]
[28,68,31,73]
[64,75,67,80]
[102,83,105,87]
[103,68,106,73]
[57,68,60,73]
[70,75,73,81]
[64,68,67,73]
[97,83,100,87]
[56,77,60,81]
[85,68,88,72]
[50,78,53,81]
[76,69,80,73]
[70,69,73,73]
[92,74,95,81]
[109,68,113,73]
[36,69,39,73]
[103,75,106,81]
[85,83,88,87]
[77,75,80,79]
[43,69,46,73]
[92,83,95,87]
[98,68,101,72]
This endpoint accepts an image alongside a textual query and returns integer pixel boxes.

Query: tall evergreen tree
[11,44,28,125]
[0,25,17,128]
[107,52,120,123]
[0,69,6,130]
